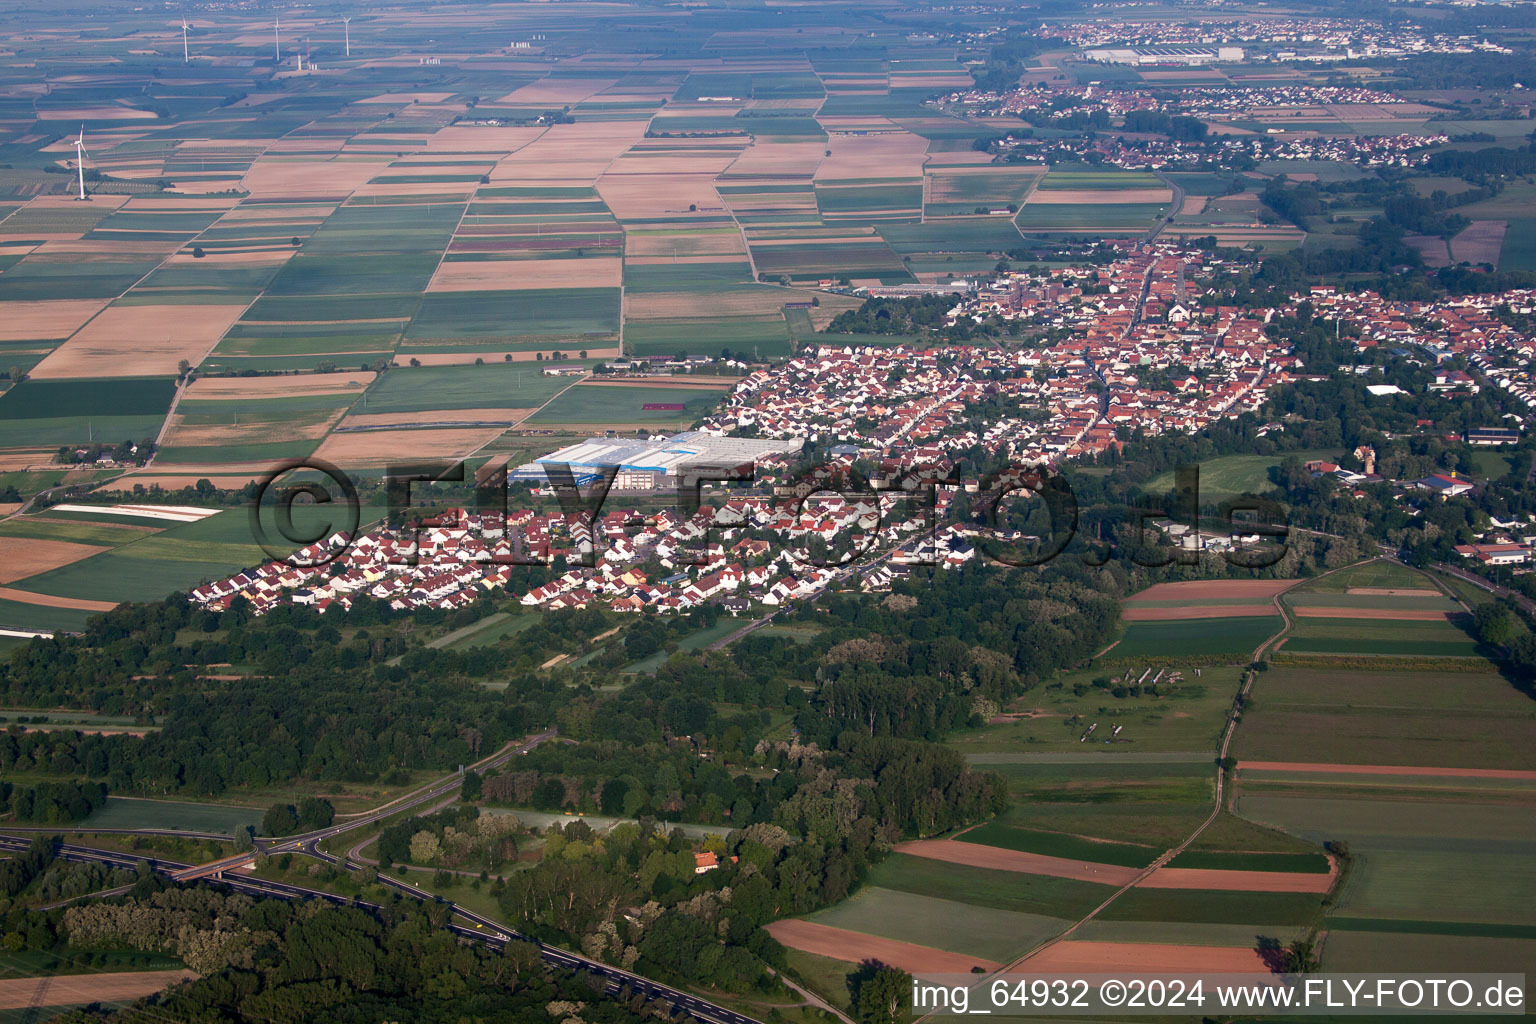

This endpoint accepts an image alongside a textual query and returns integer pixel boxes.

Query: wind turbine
[273,15,281,63]
[181,18,189,62]
[342,16,350,57]
[73,125,89,201]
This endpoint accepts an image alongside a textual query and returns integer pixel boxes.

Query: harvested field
[1450,220,1506,266]
[1406,234,1451,268]
[1290,607,1457,621]
[0,586,117,611]
[626,288,813,319]
[1180,195,1209,215]
[894,839,1140,886]
[0,299,111,341]
[0,537,109,583]
[1239,761,1536,781]
[1121,604,1278,621]
[499,79,617,106]
[625,232,746,257]
[311,426,502,465]
[0,970,197,1011]
[596,174,724,219]
[1129,580,1296,601]
[360,92,456,104]
[241,156,394,197]
[1029,188,1171,205]
[765,920,1000,974]
[1139,865,1334,894]
[29,304,248,379]
[815,133,927,181]
[491,123,647,183]
[183,371,374,400]
[1019,941,1270,974]
[724,141,827,176]
[429,256,621,291]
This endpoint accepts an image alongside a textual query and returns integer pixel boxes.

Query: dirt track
[0,970,196,1010]
[1240,760,1536,781]
[765,920,1000,974]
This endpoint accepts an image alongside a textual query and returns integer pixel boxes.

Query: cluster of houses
[1307,285,1536,424]
[985,126,1443,172]
[1038,15,1496,57]
[186,488,987,618]
[186,241,1536,619]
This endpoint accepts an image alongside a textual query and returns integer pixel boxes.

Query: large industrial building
[513,431,804,490]
[1083,45,1245,65]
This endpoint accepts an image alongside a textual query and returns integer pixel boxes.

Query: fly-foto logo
[247,458,1290,570]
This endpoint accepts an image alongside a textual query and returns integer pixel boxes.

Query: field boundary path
[948,559,1371,995]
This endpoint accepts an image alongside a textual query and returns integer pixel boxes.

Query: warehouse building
[1083,46,1245,65]
[513,431,803,490]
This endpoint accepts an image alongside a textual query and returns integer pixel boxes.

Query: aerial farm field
[0,20,1035,549]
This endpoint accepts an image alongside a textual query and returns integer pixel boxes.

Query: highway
[166,728,560,883]
[2,833,762,1024]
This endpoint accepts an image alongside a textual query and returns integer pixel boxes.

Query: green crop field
[1298,559,1433,593]
[1099,888,1324,927]
[1237,664,1535,770]
[527,384,724,425]
[1075,919,1311,947]
[959,791,1213,850]
[1278,617,1481,658]
[1237,793,1536,945]
[7,505,356,611]
[878,219,1026,254]
[866,853,1113,919]
[0,378,176,419]
[1035,169,1165,190]
[1499,218,1536,271]
[624,319,792,359]
[82,797,261,833]
[1111,616,1282,659]
[358,363,579,414]
[1142,450,1342,502]
[962,823,1161,867]
[622,261,754,293]
[1324,931,1536,973]
[1015,203,1166,230]
[805,886,1066,963]
[1165,850,1330,872]
[407,288,621,341]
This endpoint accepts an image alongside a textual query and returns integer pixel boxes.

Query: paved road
[1432,560,1536,617]
[3,834,762,1024]
[1146,170,1185,243]
[171,729,559,882]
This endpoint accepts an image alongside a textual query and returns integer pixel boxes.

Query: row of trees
[0,779,107,824]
